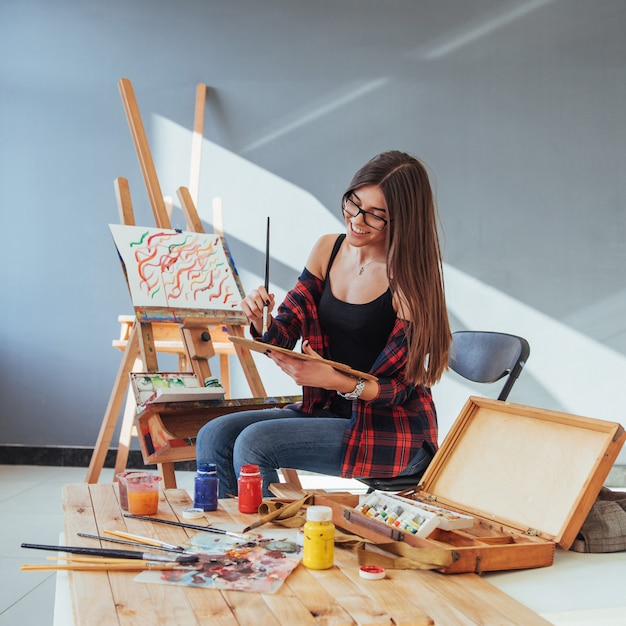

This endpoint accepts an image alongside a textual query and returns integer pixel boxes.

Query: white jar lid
[359,565,386,580]
[306,505,332,522]
[182,507,205,520]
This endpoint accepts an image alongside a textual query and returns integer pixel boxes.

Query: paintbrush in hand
[262,216,270,334]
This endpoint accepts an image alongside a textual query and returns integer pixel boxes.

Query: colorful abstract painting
[134,528,302,594]
[110,224,243,311]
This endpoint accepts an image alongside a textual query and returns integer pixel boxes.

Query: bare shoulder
[392,291,412,322]
[305,233,343,279]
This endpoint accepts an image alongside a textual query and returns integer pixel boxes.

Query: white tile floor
[1,465,625,626]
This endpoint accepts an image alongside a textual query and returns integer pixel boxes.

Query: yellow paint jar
[303,505,334,570]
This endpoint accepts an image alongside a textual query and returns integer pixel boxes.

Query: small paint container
[359,565,386,580]
[182,507,205,520]
[116,471,152,511]
[126,472,162,515]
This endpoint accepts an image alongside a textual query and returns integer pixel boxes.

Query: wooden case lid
[418,397,625,549]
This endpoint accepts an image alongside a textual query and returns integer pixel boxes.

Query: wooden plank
[184,587,239,626]
[301,563,394,625]
[138,321,159,372]
[222,590,287,626]
[118,78,170,229]
[178,186,205,234]
[61,484,121,626]
[225,324,267,397]
[87,484,165,626]
[114,177,135,226]
[261,584,318,626]
[282,564,358,625]
[333,547,433,626]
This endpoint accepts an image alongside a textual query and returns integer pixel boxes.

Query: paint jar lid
[306,505,332,522]
[359,565,386,580]
[182,507,205,520]
[197,463,217,474]
[240,464,260,476]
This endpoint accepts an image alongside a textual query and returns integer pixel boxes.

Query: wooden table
[61,483,550,625]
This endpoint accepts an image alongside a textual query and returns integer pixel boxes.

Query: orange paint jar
[126,473,162,515]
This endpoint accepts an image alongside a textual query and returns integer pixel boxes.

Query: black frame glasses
[341,196,388,231]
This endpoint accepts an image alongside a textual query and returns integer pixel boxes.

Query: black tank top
[319,235,396,416]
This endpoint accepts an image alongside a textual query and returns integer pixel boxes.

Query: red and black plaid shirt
[259,268,438,479]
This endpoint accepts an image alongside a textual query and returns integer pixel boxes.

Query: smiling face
[342,184,389,248]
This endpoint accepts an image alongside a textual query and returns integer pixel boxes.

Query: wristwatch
[338,377,365,400]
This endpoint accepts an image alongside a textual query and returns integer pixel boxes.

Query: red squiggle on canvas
[126,231,240,308]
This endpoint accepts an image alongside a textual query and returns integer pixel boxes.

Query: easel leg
[113,357,142,478]
[280,469,302,487]
[86,324,141,483]
[219,354,231,397]
[158,462,177,489]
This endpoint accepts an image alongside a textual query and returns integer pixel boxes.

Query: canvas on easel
[109,224,244,318]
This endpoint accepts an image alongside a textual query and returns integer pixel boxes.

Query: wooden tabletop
[61,483,550,625]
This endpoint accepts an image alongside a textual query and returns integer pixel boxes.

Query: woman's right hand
[241,286,275,334]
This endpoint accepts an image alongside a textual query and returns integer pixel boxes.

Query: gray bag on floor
[571,487,626,553]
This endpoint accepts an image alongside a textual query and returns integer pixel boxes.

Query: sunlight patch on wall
[444,264,626,427]
[149,113,624,462]
[152,115,343,282]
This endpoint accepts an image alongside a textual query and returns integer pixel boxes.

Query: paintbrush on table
[22,558,194,572]
[122,513,249,540]
[242,494,311,533]
[104,529,189,552]
[21,542,199,564]
[77,532,187,553]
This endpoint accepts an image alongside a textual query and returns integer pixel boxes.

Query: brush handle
[22,543,147,560]
[122,513,248,539]
[21,543,197,564]
[77,533,182,553]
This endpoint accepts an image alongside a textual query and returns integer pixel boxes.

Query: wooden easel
[86,79,301,488]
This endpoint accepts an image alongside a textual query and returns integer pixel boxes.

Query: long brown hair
[344,151,451,386]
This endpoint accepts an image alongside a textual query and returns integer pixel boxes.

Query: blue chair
[356,330,531,492]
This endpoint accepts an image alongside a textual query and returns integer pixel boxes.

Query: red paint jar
[238,464,262,514]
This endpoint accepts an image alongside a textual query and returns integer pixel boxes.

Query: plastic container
[238,464,262,513]
[303,505,335,570]
[116,471,152,512]
[126,473,162,515]
[194,462,219,511]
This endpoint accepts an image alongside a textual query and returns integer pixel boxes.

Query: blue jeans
[195,407,349,497]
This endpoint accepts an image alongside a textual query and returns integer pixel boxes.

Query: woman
[196,150,451,497]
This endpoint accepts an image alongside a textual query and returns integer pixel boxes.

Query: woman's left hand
[267,341,338,388]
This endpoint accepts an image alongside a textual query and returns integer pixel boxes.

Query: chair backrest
[449,331,530,401]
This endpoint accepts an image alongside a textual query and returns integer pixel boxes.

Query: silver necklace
[358,256,385,275]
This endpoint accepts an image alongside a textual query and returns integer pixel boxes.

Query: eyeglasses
[341,196,388,231]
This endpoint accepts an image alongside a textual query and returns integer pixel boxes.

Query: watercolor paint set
[130,373,225,406]
[354,492,440,538]
[371,491,475,531]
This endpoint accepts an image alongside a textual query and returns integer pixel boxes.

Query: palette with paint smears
[229,336,377,381]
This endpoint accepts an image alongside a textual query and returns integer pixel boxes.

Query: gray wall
[1,0,625,451]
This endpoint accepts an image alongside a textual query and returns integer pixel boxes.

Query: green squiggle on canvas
[130,231,150,247]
